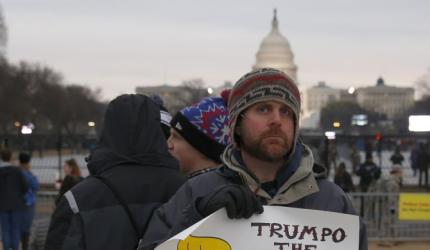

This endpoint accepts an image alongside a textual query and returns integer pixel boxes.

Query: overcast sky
[2,0,430,101]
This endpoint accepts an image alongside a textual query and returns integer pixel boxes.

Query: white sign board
[156,206,359,250]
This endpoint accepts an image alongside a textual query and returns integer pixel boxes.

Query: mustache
[261,128,287,140]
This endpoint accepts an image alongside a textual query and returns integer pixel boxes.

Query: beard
[239,127,292,162]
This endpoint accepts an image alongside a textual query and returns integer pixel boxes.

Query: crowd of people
[0,150,39,250]
[13,67,430,249]
[0,148,87,250]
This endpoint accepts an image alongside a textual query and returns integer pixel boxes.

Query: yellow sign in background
[399,193,430,221]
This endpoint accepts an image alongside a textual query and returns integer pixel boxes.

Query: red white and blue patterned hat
[171,91,231,163]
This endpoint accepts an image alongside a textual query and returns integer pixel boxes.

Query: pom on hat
[220,89,231,104]
[171,95,230,163]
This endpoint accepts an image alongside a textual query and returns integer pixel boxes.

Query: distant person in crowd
[139,68,367,250]
[55,158,84,205]
[357,153,381,192]
[357,153,380,219]
[334,162,355,193]
[369,165,402,241]
[350,144,361,174]
[18,152,39,250]
[168,91,230,177]
[45,94,185,250]
[0,149,28,250]
[418,142,430,188]
[410,143,420,177]
[389,146,404,166]
[327,139,338,174]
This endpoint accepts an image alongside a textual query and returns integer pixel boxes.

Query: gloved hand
[196,184,264,219]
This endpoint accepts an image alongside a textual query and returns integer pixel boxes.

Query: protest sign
[156,206,359,250]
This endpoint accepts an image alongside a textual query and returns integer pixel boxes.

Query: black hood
[87,94,178,175]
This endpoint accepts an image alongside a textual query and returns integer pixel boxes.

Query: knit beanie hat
[228,68,301,156]
[170,91,231,163]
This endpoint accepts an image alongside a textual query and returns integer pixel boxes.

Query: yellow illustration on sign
[399,193,430,221]
[177,235,231,250]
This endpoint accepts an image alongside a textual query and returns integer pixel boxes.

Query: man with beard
[139,68,368,250]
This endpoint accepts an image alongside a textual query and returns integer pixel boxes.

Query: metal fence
[31,191,430,242]
[349,192,430,241]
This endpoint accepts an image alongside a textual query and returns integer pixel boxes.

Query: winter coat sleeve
[29,173,40,192]
[138,181,204,250]
[20,170,30,193]
[55,176,77,205]
[45,196,85,250]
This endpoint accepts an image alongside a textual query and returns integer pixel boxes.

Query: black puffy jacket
[45,94,185,250]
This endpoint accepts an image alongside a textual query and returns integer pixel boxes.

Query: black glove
[196,184,264,219]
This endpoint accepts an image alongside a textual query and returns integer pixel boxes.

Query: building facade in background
[136,85,193,113]
[356,78,414,119]
[305,81,341,112]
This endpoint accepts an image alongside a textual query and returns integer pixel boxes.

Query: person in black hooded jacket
[44,94,186,250]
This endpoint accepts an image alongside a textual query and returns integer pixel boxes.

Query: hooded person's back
[45,94,185,250]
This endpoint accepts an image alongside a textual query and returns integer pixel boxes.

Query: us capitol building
[253,9,298,82]
[137,9,414,123]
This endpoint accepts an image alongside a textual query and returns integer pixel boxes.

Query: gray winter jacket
[139,143,368,250]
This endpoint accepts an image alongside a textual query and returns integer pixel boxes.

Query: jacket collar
[221,142,320,204]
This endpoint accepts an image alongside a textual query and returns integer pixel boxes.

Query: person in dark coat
[18,152,39,250]
[418,142,430,188]
[55,158,84,205]
[357,153,381,192]
[334,162,355,193]
[0,149,29,250]
[138,68,368,250]
[389,146,404,166]
[45,94,186,250]
[410,143,420,176]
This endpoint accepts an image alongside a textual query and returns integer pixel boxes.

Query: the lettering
[320,228,332,242]
[273,242,317,250]
[251,222,270,236]
[284,224,299,239]
[332,228,347,243]
[271,223,283,238]
[251,222,346,244]
[298,226,318,241]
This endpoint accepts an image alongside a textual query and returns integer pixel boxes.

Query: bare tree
[180,78,209,103]
[0,4,8,55]
[0,60,105,137]
[415,68,430,99]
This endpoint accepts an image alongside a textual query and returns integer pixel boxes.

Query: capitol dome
[253,9,298,82]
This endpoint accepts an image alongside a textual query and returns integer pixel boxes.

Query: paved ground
[369,241,430,250]
[1,241,429,249]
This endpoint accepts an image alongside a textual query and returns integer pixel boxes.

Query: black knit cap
[170,93,230,163]
[149,94,172,139]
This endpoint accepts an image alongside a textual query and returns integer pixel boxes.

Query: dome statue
[253,9,298,83]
